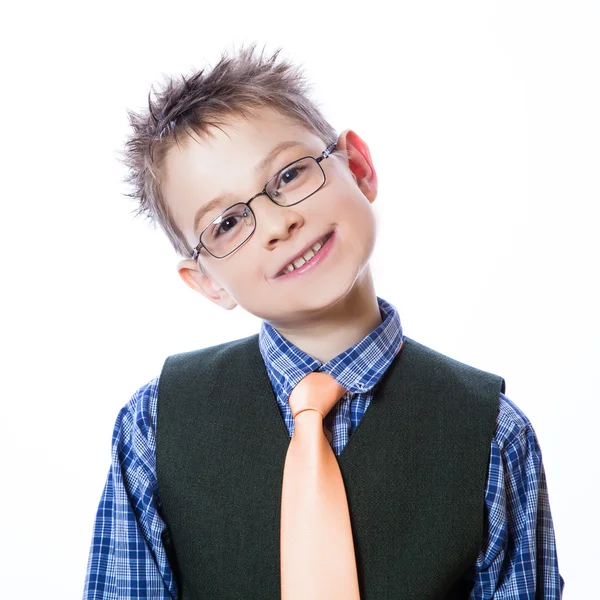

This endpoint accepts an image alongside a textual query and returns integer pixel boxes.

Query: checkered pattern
[83,296,564,598]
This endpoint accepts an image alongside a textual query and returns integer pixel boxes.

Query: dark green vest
[156,335,504,599]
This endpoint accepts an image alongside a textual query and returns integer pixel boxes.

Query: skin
[162,107,381,364]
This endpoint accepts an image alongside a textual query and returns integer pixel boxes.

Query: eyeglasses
[192,142,337,261]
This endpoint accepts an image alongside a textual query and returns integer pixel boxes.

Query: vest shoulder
[402,336,506,394]
[159,333,260,379]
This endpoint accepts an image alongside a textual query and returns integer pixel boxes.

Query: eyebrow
[254,140,302,174]
[192,140,304,235]
[193,196,232,235]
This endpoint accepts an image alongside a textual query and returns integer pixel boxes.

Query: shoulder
[403,337,502,377]
[495,391,536,452]
[159,334,261,384]
[402,337,505,399]
[113,376,160,453]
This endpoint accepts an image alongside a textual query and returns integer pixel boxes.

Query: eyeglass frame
[191,141,338,261]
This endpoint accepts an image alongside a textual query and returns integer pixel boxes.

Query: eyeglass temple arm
[316,141,337,163]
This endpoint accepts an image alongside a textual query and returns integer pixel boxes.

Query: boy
[83,46,564,598]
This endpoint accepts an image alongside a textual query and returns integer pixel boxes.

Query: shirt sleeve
[469,392,565,598]
[83,377,178,599]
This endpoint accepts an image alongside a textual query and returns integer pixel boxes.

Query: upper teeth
[281,236,328,275]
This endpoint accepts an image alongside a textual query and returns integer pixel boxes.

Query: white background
[1,0,598,597]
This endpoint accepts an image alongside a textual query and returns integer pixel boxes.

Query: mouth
[275,230,335,279]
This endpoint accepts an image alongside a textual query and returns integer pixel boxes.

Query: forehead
[163,107,322,179]
[161,107,324,239]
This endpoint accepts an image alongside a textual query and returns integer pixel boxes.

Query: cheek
[341,193,377,255]
[219,257,263,299]
[329,186,375,228]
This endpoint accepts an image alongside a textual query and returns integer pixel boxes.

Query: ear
[335,129,378,203]
[177,259,238,310]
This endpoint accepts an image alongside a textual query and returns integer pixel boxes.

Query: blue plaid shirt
[83,296,564,598]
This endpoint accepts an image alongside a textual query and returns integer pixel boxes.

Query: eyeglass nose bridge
[246,189,270,207]
[237,185,309,254]
[246,185,290,208]
[243,188,293,237]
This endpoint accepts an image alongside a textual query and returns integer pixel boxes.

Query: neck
[268,267,382,364]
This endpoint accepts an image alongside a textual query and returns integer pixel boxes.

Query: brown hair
[120,44,338,261]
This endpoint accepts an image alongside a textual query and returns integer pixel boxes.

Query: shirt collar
[258,296,403,399]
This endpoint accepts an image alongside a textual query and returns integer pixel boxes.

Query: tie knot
[288,372,347,420]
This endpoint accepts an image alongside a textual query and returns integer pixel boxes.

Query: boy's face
[162,106,378,328]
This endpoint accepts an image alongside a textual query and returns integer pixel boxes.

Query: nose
[250,193,304,249]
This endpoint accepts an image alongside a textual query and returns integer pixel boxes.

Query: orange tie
[280,372,361,600]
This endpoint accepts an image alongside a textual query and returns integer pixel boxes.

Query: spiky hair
[120,44,338,260]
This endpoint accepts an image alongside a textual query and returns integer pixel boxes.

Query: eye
[277,163,306,188]
[210,211,244,239]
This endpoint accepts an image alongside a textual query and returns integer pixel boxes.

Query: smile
[276,231,336,280]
